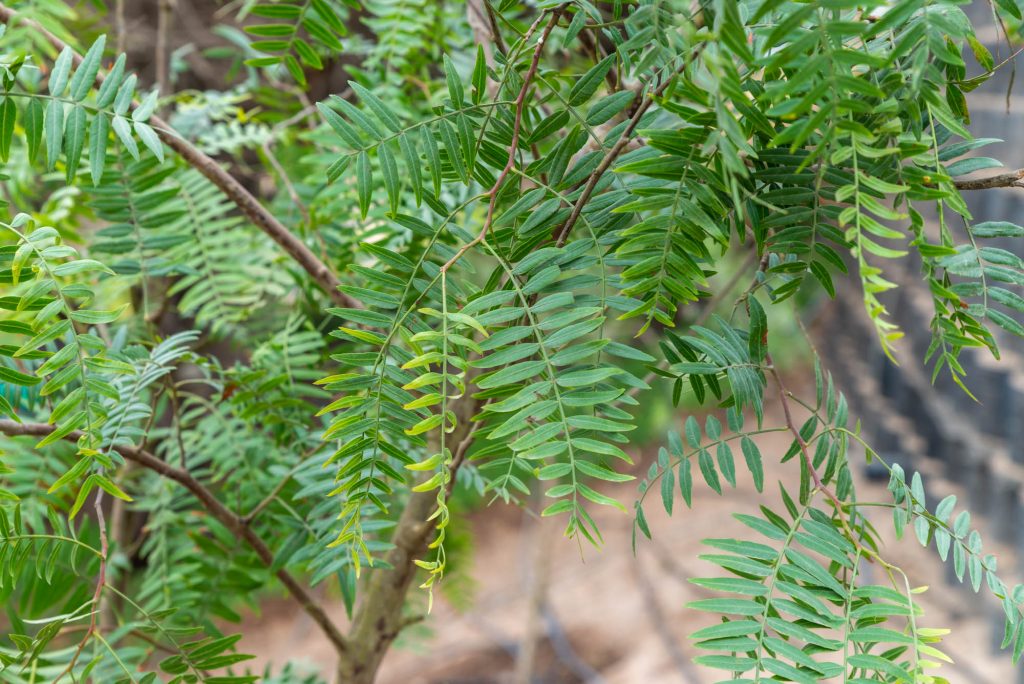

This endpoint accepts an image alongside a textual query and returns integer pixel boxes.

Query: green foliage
[0,0,1022,681]
[240,0,353,85]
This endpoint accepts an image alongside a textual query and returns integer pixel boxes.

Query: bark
[335,487,437,683]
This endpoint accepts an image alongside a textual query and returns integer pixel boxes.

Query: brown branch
[114,0,126,54]
[439,8,564,273]
[764,355,860,547]
[0,419,350,656]
[953,168,1024,190]
[554,58,689,246]
[0,3,358,309]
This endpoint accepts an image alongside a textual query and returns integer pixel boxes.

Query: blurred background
[20,0,1023,681]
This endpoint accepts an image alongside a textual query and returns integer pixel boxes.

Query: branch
[0,420,351,656]
[953,168,1024,190]
[0,4,358,310]
[554,58,690,246]
[439,8,564,273]
[763,356,860,548]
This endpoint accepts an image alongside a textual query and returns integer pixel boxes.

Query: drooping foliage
[0,0,1021,682]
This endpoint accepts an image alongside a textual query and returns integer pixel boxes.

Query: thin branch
[953,168,1024,190]
[764,354,860,548]
[114,0,126,54]
[634,550,700,683]
[439,8,564,273]
[0,3,358,309]
[554,58,689,246]
[483,0,508,55]
[240,439,323,525]
[0,419,351,656]
[54,491,109,683]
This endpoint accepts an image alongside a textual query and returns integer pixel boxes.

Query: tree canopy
[0,0,1023,682]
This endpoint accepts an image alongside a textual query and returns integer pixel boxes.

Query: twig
[764,354,859,545]
[554,58,690,246]
[54,491,109,683]
[0,3,358,309]
[483,0,508,55]
[439,8,564,273]
[114,0,126,54]
[0,419,351,656]
[953,167,1024,190]
[512,489,547,684]
[444,414,485,497]
[539,602,605,684]
[240,439,323,524]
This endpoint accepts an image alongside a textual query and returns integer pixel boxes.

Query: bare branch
[0,419,351,656]
[953,168,1024,190]
[0,3,358,309]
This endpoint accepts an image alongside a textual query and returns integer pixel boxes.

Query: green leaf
[569,54,614,106]
[741,437,763,492]
[688,598,762,616]
[0,367,42,386]
[69,475,97,519]
[70,306,128,324]
[555,367,622,387]
[352,82,402,133]
[684,416,701,448]
[586,90,635,125]
[96,54,126,108]
[134,122,164,161]
[471,45,487,104]
[0,97,15,162]
[112,115,139,160]
[113,74,138,116]
[92,474,132,501]
[64,105,87,182]
[48,47,74,97]
[69,35,107,101]
[133,89,159,122]
[53,259,114,277]
[443,54,464,106]
[660,455,675,514]
[44,99,64,170]
[748,297,767,364]
[24,98,44,163]
[89,114,109,185]
[698,449,721,494]
[679,457,692,508]
[397,133,422,205]
[356,150,372,218]
[378,143,400,215]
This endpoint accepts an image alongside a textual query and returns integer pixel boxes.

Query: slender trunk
[335,488,436,683]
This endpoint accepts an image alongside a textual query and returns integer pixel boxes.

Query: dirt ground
[235,411,1019,683]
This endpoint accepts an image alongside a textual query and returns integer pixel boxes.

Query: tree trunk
[335,487,436,683]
